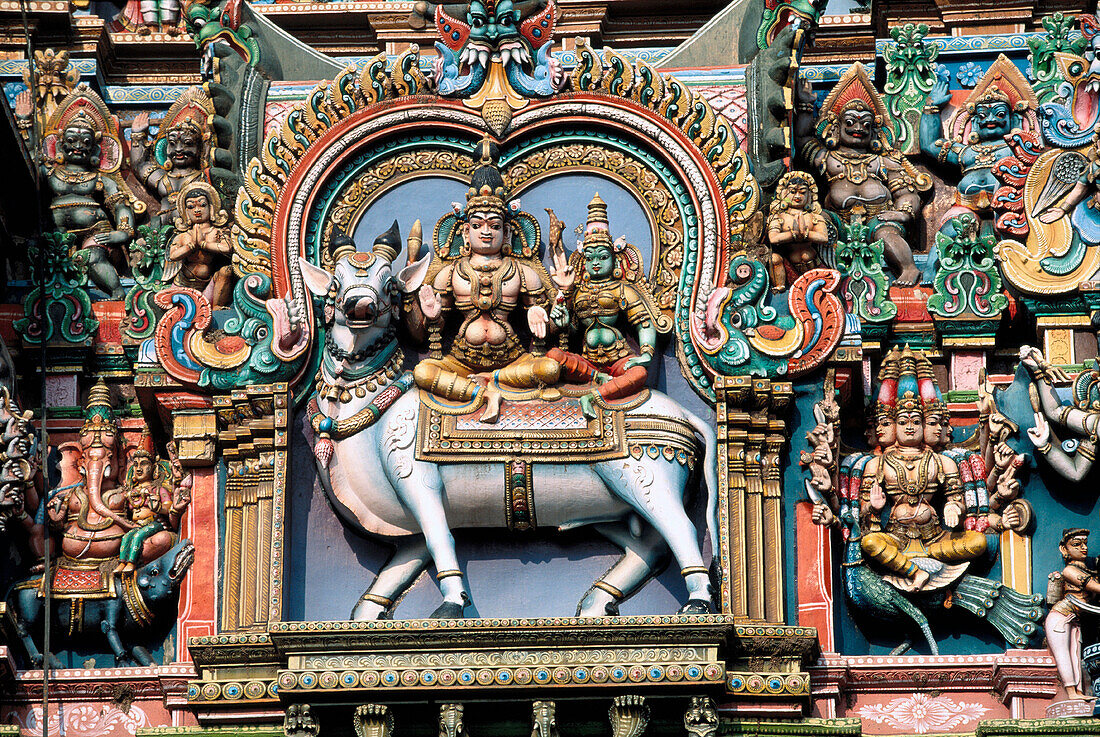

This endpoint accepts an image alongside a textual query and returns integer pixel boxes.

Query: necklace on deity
[50,165,98,184]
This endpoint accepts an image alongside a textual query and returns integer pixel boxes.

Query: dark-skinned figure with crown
[406,138,567,423]
[38,88,142,298]
[130,88,216,228]
[546,193,671,419]
[919,56,1039,238]
[795,64,930,286]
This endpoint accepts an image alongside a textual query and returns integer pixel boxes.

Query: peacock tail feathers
[953,575,1044,647]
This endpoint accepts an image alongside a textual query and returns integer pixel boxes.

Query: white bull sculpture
[296,244,720,619]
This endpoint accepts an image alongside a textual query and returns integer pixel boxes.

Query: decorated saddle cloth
[38,556,118,599]
[415,381,647,464]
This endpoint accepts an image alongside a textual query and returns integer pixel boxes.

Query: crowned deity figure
[814,349,988,591]
[795,64,930,286]
[920,56,1039,238]
[545,193,671,418]
[130,88,215,227]
[765,171,830,291]
[1046,528,1100,701]
[164,181,234,307]
[113,433,189,574]
[26,87,141,298]
[406,138,566,423]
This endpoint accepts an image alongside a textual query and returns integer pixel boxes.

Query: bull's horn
[407,219,423,264]
[373,220,401,263]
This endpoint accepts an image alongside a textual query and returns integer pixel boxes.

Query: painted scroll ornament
[695,259,845,378]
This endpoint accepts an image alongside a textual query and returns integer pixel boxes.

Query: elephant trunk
[82,447,129,529]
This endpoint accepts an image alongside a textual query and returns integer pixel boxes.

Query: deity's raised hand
[1027,412,1051,448]
[927,70,952,108]
[869,480,886,511]
[14,90,32,120]
[131,112,150,136]
[418,284,442,320]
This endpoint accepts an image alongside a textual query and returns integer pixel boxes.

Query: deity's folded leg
[861,531,920,577]
[547,347,599,383]
[926,529,988,563]
[413,356,483,402]
[494,353,560,389]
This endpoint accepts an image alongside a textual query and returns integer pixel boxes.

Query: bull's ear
[298,257,334,297]
[397,252,433,293]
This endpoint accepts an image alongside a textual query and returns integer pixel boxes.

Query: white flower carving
[858,693,989,734]
[13,704,149,737]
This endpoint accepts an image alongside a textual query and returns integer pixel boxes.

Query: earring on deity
[968,130,979,144]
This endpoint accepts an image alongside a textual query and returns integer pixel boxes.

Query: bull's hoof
[677,598,713,615]
[430,594,470,619]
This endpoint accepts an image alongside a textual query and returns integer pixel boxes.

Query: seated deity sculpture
[405,138,566,423]
[814,348,988,592]
[114,434,190,574]
[163,182,235,307]
[765,171,829,291]
[919,57,1037,238]
[546,193,671,418]
[27,87,141,298]
[795,64,929,286]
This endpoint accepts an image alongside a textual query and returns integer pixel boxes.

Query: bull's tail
[683,409,720,556]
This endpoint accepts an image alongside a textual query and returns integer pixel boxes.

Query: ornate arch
[211,44,761,398]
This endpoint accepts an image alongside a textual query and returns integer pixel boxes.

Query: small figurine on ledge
[163,181,234,307]
[1046,528,1100,701]
[765,171,829,291]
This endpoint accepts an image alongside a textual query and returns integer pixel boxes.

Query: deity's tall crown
[464,137,513,220]
[82,379,117,433]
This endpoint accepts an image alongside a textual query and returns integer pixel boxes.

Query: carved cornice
[5,664,194,703]
[810,650,1059,702]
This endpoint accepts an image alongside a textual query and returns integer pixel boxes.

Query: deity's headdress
[581,193,614,250]
[917,352,948,420]
[950,55,1039,143]
[873,348,901,421]
[132,431,156,460]
[154,87,215,167]
[82,379,117,434]
[1073,358,1100,411]
[1063,528,1090,545]
[463,137,515,221]
[894,347,922,415]
[43,86,123,174]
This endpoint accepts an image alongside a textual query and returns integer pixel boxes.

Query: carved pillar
[715,376,792,623]
[216,382,291,632]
